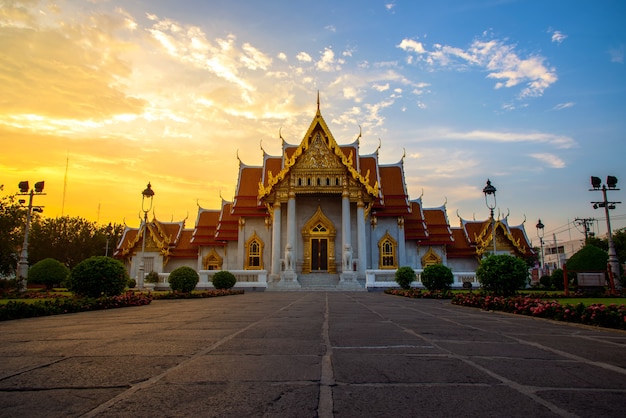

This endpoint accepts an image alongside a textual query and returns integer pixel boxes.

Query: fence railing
[365,269,477,289]
[154,270,268,290]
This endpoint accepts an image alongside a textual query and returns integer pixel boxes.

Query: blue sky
[1,0,625,246]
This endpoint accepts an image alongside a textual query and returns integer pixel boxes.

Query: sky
[1,0,625,247]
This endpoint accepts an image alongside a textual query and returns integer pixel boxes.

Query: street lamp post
[589,176,621,290]
[16,181,45,292]
[536,219,545,274]
[105,222,113,256]
[483,179,497,255]
[137,182,155,290]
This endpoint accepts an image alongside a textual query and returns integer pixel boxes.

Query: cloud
[550,30,567,44]
[316,47,341,72]
[397,35,558,99]
[296,51,313,62]
[529,153,565,168]
[324,25,336,33]
[608,45,624,63]
[397,38,425,54]
[552,102,575,110]
[440,129,576,149]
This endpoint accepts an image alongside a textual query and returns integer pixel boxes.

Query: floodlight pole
[17,181,45,292]
[590,176,621,291]
[536,219,545,274]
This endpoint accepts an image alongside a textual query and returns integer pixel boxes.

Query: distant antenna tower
[61,152,69,216]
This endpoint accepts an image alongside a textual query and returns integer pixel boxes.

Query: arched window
[245,232,264,270]
[203,248,223,270]
[378,231,398,269]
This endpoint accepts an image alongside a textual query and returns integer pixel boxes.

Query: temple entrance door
[311,238,328,271]
[301,206,337,274]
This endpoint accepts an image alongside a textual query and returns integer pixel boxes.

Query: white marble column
[341,186,351,272]
[286,189,296,271]
[397,217,406,267]
[357,198,366,277]
[271,200,281,277]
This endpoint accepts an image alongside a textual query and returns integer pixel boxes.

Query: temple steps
[298,273,340,290]
[297,273,366,291]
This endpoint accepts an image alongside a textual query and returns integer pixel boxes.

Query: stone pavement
[0,292,625,418]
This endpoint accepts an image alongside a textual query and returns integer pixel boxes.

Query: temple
[114,98,534,290]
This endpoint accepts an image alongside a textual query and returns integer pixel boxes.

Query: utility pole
[574,217,595,241]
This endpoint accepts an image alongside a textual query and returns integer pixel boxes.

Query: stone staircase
[297,273,366,291]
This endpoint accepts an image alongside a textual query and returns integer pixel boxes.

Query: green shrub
[145,271,159,284]
[566,245,608,272]
[395,266,416,290]
[420,264,453,292]
[168,266,199,293]
[67,256,129,297]
[28,258,69,290]
[476,254,529,296]
[539,275,552,289]
[128,278,136,289]
[212,270,236,290]
[550,268,566,290]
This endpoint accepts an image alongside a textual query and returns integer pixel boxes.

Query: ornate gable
[258,99,378,203]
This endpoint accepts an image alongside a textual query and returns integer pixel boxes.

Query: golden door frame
[301,206,337,274]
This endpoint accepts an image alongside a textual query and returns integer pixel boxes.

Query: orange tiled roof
[405,200,428,240]
[421,207,454,245]
[190,208,225,247]
[215,202,238,241]
[375,164,410,215]
[447,227,477,258]
[232,164,266,216]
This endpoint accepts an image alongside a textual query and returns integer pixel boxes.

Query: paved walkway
[0,292,625,417]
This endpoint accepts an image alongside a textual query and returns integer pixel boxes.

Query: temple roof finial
[317,91,320,113]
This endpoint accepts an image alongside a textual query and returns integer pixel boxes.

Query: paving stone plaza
[0,292,625,417]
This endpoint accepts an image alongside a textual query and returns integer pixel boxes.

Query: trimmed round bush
[539,275,552,289]
[168,266,199,293]
[566,245,608,272]
[476,254,529,296]
[212,270,236,290]
[550,268,566,290]
[395,266,416,290]
[68,256,129,297]
[28,258,69,291]
[421,264,454,292]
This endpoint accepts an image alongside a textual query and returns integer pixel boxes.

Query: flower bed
[152,289,244,299]
[451,293,626,330]
[385,288,452,299]
[0,291,152,321]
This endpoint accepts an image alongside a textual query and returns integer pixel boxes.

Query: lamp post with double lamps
[589,176,621,290]
[536,219,545,274]
[483,179,497,255]
[16,181,45,292]
[137,182,155,290]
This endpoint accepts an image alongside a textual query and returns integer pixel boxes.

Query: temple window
[326,177,330,186]
[307,178,311,186]
[298,178,302,186]
[245,232,264,270]
[335,177,340,186]
[317,177,321,186]
[378,232,397,269]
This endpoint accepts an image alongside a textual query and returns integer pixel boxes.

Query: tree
[420,264,454,292]
[28,216,124,269]
[168,267,199,293]
[476,254,529,296]
[0,194,28,277]
[395,266,416,290]
[67,256,128,297]
[28,258,69,290]
[566,245,608,272]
